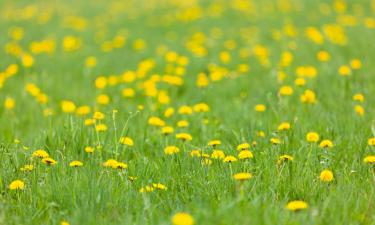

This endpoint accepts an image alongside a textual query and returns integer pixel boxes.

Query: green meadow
[0,0,375,224]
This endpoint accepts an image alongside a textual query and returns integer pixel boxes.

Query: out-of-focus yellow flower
[319,169,334,182]
[172,212,194,225]
[120,137,134,146]
[233,172,252,181]
[61,100,76,113]
[164,146,180,155]
[4,97,15,110]
[69,160,83,167]
[255,104,266,112]
[286,200,308,211]
[306,132,319,143]
[9,180,25,190]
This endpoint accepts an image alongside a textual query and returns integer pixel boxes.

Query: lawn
[0,0,375,224]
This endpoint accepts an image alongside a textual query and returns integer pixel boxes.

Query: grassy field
[1,0,375,224]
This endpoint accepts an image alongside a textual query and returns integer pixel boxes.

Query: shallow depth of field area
[1,0,375,225]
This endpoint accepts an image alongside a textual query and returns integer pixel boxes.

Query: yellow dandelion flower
[9,180,25,190]
[270,138,281,145]
[120,137,134,146]
[152,183,167,191]
[103,159,118,168]
[223,155,237,163]
[368,137,375,146]
[233,172,252,181]
[279,85,294,96]
[278,122,291,131]
[319,140,333,148]
[162,126,174,135]
[352,93,364,102]
[363,155,375,164]
[176,133,193,141]
[164,146,180,155]
[306,132,319,143]
[172,212,194,225]
[148,117,166,127]
[69,160,83,167]
[211,150,225,159]
[238,150,253,159]
[208,140,221,147]
[85,146,94,153]
[178,105,193,115]
[42,157,57,165]
[4,97,15,110]
[190,150,201,157]
[286,200,308,211]
[177,120,189,128]
[193,103,209,112]
[254,104,266,112]
[237,143,250,151]
[32,149,49,158]
[61,100,76,113]
[20,164,34,172]
[319,169,334,182]
[95,124,107,132]
[277,155,294,165]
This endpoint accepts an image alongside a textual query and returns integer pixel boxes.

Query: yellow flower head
[164,146,180,155]
[270,138,281,145]
[120,137,134,146]
[278,122,291,131]
[353,93,364,102]
[61,100,76,113]
[208,140,221,147]
[277,155,294,165]
[76,105,91,116]
[319,169,334,182]
[237,143,250,151]
[69,160,83,167]
[368,137,375,146]
[300,89,317,104]
[178,105,193,115]
[152,183,167,191]
[148,117,166,127]
[286,200,308,211]
[319,140,333,148]
[9,179,25,190]
[255,104,266,112]
[32,149,49,158]
[190,150,201,157]
[223,155,237,163]
[103,159,118,168]
[162,126,174,135]
[93,111,105,120]
[211,150,225,159]
[233,172,252,181]
[95,124,107,132]
[238,150,253,159]
[85,146,94,153]
[306,132,319,143]
[363,155,375,164]
[172,212,194,225]
[176,133,193,141]
[4,97,15,110]
[193,103,210,112]
[279,85,294,96]
[20,164,34,172]
[42,157,57,165]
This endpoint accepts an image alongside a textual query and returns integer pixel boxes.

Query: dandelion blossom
[286,200,308,211]
[9,179,25,190]
[319,169,334,182]
[172,212,194,225]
